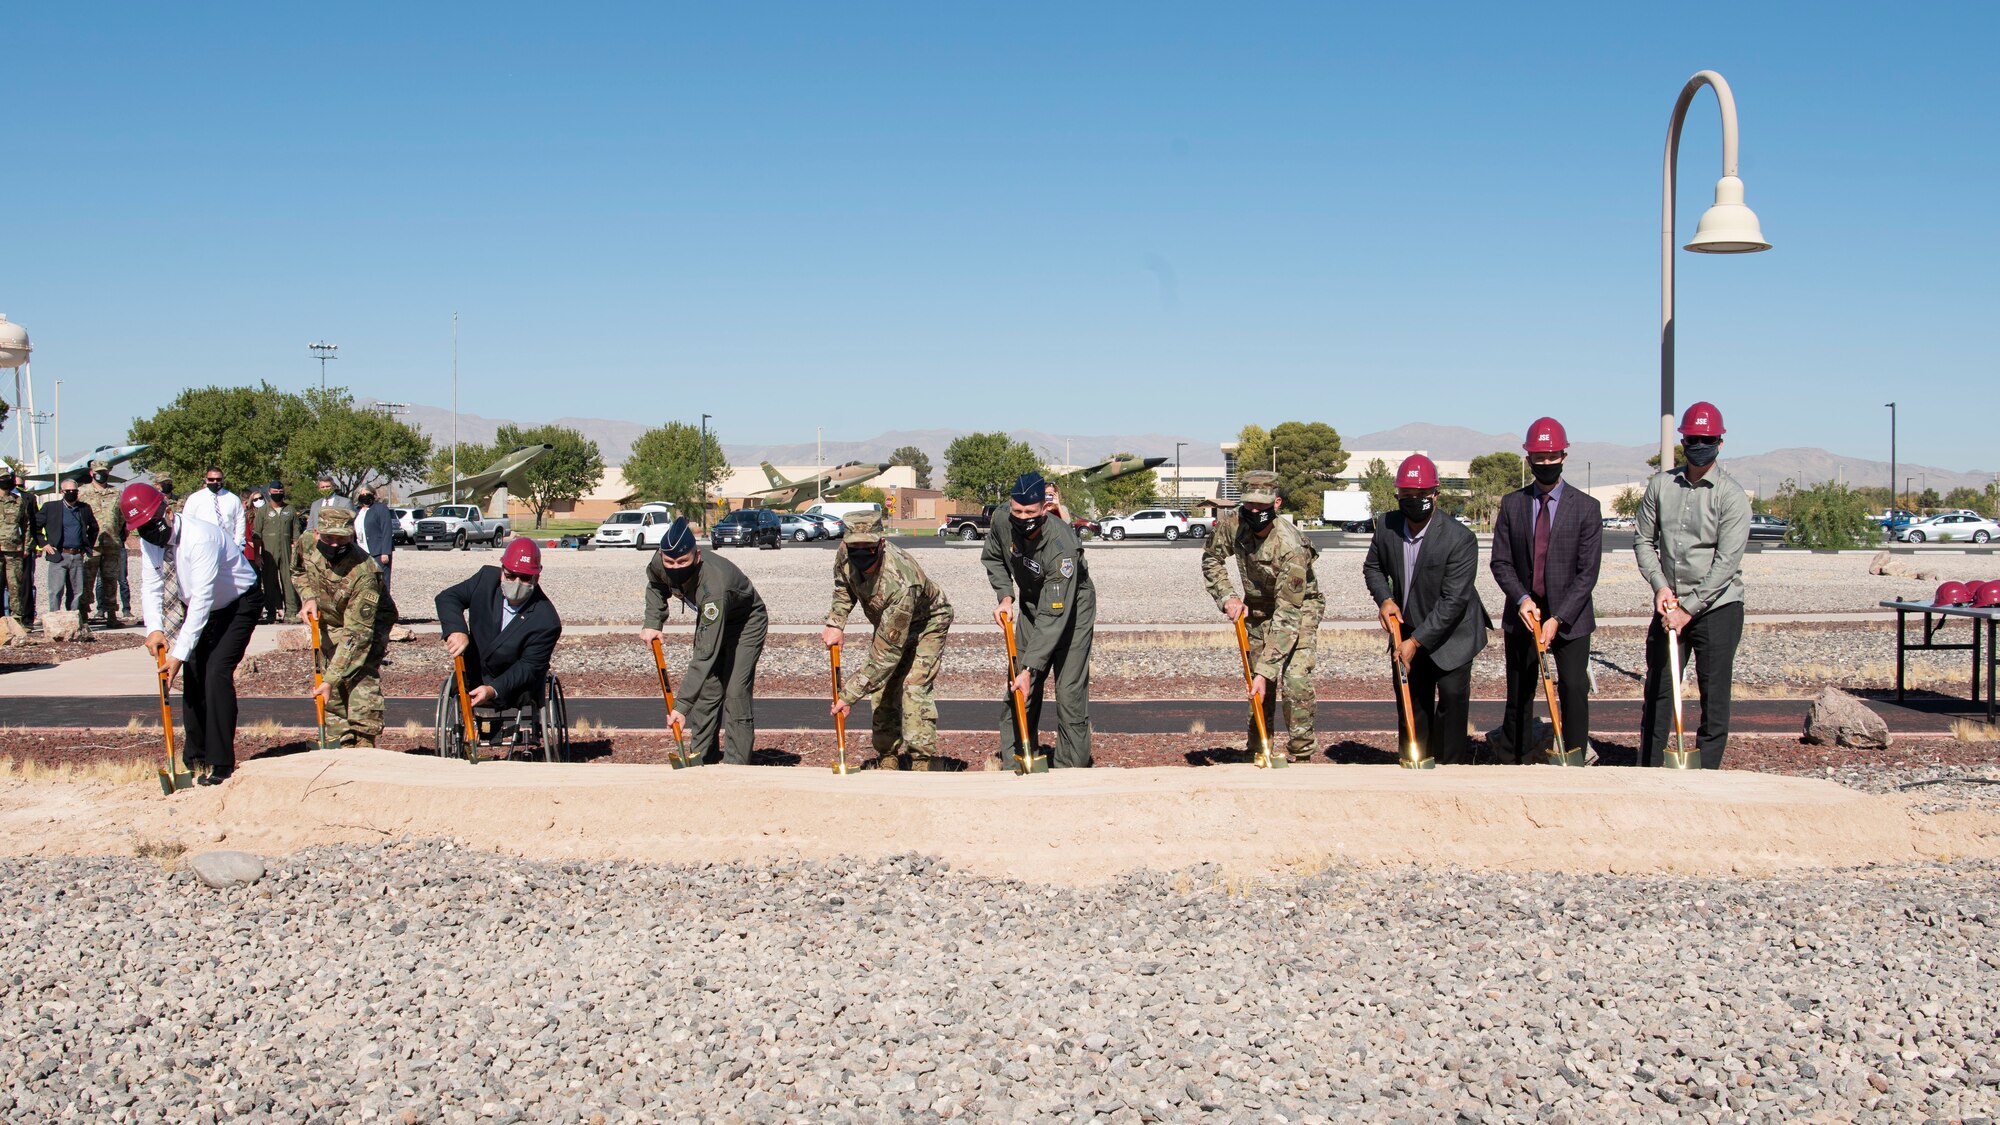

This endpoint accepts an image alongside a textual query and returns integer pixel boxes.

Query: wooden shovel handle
[1233,615,1271,751]
[452,652,477,742]
[829,642,846,752]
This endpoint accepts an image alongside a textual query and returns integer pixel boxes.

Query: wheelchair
[432,672,570,763]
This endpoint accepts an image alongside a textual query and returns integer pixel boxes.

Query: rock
[275,628,312,651]
[1802,687,1891,750]
[388,626,416,643]
[41,610,91,642]
[0,616,28,646]
[187,850,267,888]
[1867,551,1892,576]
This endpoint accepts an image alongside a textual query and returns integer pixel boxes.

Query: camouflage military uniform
[0,479,34,623]
[78,466,127,624]
[825,513,954,770]
[255,499,304,621]
[1201,474,1324,761]
[294,511,398,747]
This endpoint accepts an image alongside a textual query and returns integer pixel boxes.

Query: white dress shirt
[140,516,260,662]
[180,486,246,546]
[354,506,373,556]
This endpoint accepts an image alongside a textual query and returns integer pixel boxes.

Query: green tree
[1234,424,1272,487]
[1466,451,1524,522]
[280,388,432,495]
[1267,422,1349,511]
[0,396,9,433]
[127,382,308,489]
[1095,458,1157,513]
[1359,458,1396,518]
[943,432,1041,505]
[492,424,604,528]
[1943,486,1987,514]
[1917,487,1941,510]
[832,483,887,505]
[888,445,933,489]
[1646,443,1687,471]
[1613,487,1642,517]
[625,421,729,526]
[1781,480,1882,549]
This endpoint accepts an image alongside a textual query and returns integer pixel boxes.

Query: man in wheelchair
[435,537,564,723]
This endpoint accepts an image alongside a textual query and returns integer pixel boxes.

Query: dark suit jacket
[1489,482,1602,639]
[1362,512,1492,672]
[358,503,395,562]
[37,497,100,551]
[435,566,563,706]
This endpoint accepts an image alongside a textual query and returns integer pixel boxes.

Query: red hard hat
[119,482,166,528]
[501,536,543,576]
[1678,401,1726,437]
[1977,583,2000,609]
[1522,416,1569,454]
[1396,454,1439,490]
[1968,580,1990,603]
[1933,581,1972,608]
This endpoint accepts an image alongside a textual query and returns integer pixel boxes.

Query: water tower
[0,315,33,465]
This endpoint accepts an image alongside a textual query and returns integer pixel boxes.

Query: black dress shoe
[196,773,230,787]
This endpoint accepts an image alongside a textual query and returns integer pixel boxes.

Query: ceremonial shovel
[828,642,855,775]
[1663,596,1695,770]
[1001,611,1047,775]
[1535,625,1583,767]
[154,655,192,794]
[649,636,698,769]
[1232,615,1285,769]
[451,652,479,763]
[305,610,339,750]
[1385,614,1434,770]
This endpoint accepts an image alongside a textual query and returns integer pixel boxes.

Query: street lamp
[1659,69,1771,471]
[1884,402,1896,515]
[1905,476,1916,510]
[700,413,712,528]
[1174,441,1187,502]
[308,341,338,392]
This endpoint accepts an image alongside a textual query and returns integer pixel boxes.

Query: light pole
[1905,476,1916,509]
[1174,441,1187,502]
[1659,70,1771,471]
[308,341,338,393]
[1884,402,1896,514]
[450,314,459,503]
[700,413,712,528]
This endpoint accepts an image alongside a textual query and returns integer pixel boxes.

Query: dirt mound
[2,750,1992,884]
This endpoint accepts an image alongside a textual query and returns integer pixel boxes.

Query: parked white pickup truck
[411,504,511,550]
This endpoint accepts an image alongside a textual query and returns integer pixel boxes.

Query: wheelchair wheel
[434,675,471,761]
[541,676,570,763]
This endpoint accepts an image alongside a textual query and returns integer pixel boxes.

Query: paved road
[15,692,1977,734]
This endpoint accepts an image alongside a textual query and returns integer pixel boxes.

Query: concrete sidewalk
[0,623,289,697]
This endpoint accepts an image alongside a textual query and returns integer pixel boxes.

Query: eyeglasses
[204,477,223,485]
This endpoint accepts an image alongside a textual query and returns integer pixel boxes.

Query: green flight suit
[826,541,954,770]
[1201,510,1324,761]
[295,533,398,746]
[0,485,34,623]
[77,480,126,622]
[645,550,768,765]
[255,502,305,619]
[982,514,1095,768]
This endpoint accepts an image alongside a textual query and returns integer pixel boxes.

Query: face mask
[1684,441,1720,468]
[501,578,536,606]
[1531,462,1563,487]
[92,472,109,484]
[206,481,224,493]
[1009,513,1044,537]
[1239,506,1277,534]
[1399,495,1434,522]
[357,493,374,507]
[269,494,284,507]
[670,559,703,593]
[317,538,348,562]
[137,516,172,548]
[319,485,333,496]
[846,548,880,576]
[62,490,79,504]
[0,477,14,492]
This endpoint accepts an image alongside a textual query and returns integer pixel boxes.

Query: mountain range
[376,404,1994,498]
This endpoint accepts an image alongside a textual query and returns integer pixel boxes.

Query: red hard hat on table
[119,482,166,528]
[1968,580,1990,603]
[1976,583,2000,609]
[501,536,543,576]
[1523,417,1569,454]
[1396,454,1439,490]
[1932,581,1972,608]
[1678,401,1726,437]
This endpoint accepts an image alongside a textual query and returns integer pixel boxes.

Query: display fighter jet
[1078,453,1168,485]
[753,460,891,510]
[406,443,554,514]
[19,443,151,494]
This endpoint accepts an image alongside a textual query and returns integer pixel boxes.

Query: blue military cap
[267,480,285,492]
[659,516,698,557]
[1009,471,1047,505]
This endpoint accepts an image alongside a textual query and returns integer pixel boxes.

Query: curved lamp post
[1660,69,1770,470]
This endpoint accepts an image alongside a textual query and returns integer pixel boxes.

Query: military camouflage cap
[843,508,885,545]
[1240,469,1280,504]
[316,506,356,535]
[90,459,110,471]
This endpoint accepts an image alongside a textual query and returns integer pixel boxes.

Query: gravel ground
[232,620,1975,701]
[382,542,2000,625]
[2,845,1997,1123]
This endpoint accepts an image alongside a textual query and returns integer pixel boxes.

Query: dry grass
[0,755,160,785]
[1952,719,2000,743]
[402,719,426,740]
[133,838,187,866]
[1186,717,1208,735]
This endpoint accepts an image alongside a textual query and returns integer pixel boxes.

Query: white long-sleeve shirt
[179,486,246,546]
[140,516,260,662]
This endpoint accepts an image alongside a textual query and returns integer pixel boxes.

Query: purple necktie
[1531,493,1550,600]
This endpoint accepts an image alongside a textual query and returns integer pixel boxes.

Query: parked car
[391,506,427,545]
[1601,516,1636,530]
[777,513,825,542]
[1747,513,1790,541]
[590,505,678,549]
[710,507,783,549]
[1185,513,1216,538]
[1070,516,1101,539]
[801,501,882,523]
[941,505,997,540]
[1099,509,1190,541]
[412,504,510,550]
[801,512,845,539]
[1898,513,1999,544]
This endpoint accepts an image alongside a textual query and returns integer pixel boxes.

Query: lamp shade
[1685,175,1770,254]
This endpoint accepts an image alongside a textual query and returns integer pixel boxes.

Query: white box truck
[1321,490,1375,532]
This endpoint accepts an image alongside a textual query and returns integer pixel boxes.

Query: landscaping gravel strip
[2,845,1996,1123]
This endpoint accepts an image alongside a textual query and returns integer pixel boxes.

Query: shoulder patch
[701,601,719,623]
[1059,557,1074,579]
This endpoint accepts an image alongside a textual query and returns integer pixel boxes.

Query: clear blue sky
[7,2,1996,469]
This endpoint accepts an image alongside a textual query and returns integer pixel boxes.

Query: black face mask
[206,481,224,493]
[846,548,881,576]
[1239,506,1277,535]
[0,477,13,492]
[1531,462,1563,487]
[1009,513,1044,538]
[62,490,80,504]
[268,493,284,507]
[670,559,702,593]
[92,472,109,484]
[137,516,172,547]
[1684,440,1720,468]
[318,538,348,563]
[1399,495,1435,523]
